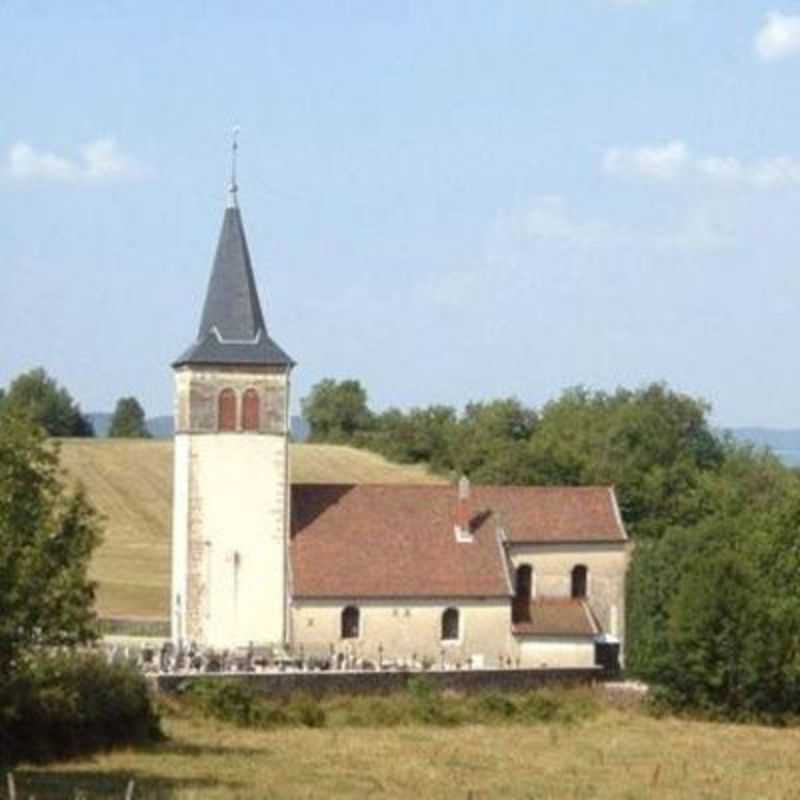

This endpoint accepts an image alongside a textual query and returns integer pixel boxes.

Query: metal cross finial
[228,125,240,207]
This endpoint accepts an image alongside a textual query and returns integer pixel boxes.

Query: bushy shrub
[476,691,518,719]
[184,680,261,726]
[0,652,161,765]
[185,681,324,728]
[286,693,326,728]
[176,679,599,731]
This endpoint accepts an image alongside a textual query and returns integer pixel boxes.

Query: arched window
[341,606,360,639]
[571,565,588,599]
[441,607,460,641]
[513,564,533,623]
[242,388,260,432]
[218,389,237,432]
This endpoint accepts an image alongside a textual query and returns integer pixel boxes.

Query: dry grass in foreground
[12,703,800,799]
[55,439,443,620]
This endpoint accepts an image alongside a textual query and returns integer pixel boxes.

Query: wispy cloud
[603,141,688,182]
[421,196,732,309]
[6,139,144,182]
[755,11,800,61]
[603,140,800,188]
[494,195,731,251]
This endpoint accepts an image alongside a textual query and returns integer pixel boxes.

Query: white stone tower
[171,149,294,649]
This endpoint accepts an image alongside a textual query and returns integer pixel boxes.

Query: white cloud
[604,140,800,189]
[493,195,731,252]
[755,11,800,61]
[81,139,141,179]
[603,141,688,181]
[494,196,625,248]
[421,197,732,310]
[8,142,80,181]
[6,139,143,182]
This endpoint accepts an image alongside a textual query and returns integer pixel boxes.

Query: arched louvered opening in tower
[218,388,237,431]
[242,388,260,432]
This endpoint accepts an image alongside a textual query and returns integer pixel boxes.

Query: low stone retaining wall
[157,666,610,698]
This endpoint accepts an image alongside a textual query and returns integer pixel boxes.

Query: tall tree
[109,396,151,438]
[526,383,723,538]
[301,379,373,442]
[2,368,93,437]
[0,411,101,671]
[449,398,538,483]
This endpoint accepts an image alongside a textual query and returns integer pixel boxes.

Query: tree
[109,396,151,438]
[0,411,101,672]
[526,383,724,538]
[2,368,94,437]
[661,549,767,715]
[301,379,373,442]
[449,398,538,483]
[366,405,457,469]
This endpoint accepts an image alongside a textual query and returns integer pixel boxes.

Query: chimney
[454,475,473,542]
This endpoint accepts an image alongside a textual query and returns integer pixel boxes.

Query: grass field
[56,439,444,619]
[12,702,800,799]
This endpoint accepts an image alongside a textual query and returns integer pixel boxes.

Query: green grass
[55,439,444,619]
[12,696,800,798]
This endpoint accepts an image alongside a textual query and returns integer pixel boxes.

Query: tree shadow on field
[12,766,241,799]
[151,740,272,758]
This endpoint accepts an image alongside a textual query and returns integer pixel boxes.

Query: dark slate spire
[173,138,294,369]
[196,205,266,342]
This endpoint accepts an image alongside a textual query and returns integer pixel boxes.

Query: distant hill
[88,412,306,440]
[725,427,800,468]
[291,415,310,442]
[56,438,444,619]
[726,427,800,450]
[146,415,173,438]
[87,411,173,439]
[87,412,112,437]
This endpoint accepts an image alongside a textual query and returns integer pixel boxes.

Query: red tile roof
[290,484,626,599]
[512,598,598,638]
[290,484,511,598]
[470,486,626,543]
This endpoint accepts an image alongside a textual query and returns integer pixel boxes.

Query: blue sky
[2,1,800,426]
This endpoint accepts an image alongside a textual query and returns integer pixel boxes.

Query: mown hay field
[56,439,444,619]
[13,704,800,799]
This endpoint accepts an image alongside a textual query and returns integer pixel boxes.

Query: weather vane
[228,125,240,206]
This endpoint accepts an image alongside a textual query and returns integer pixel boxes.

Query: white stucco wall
[291,598,513,667]
[171,366,291,650]
[508,542,630,655]
[171,434,190,642]
[190,434,287,647]
[516,636,596,669]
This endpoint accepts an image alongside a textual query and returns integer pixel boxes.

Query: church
[170,167,631,671]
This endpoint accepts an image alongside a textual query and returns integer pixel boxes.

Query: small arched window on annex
[441,607,460,642]
[341,606,360,639]
[512,564,533,623]
[571,564,588,599]
[218,388,237,432]
[241,387,260,432]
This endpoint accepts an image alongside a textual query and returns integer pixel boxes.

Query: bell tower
[171,135,294,649]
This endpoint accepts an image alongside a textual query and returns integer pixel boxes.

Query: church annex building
[170,177,631,671]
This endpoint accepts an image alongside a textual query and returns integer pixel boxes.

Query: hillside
[726,427,800,467]
[56,439,444,619]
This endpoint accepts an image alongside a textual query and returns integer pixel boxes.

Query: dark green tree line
[1,368,93,437]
